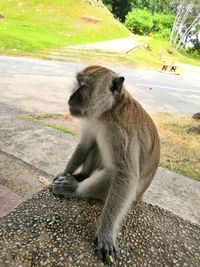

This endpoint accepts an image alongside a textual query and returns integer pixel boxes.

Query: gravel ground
[0,188,199,267]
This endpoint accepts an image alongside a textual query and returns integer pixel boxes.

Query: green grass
[24,115,77,136]
[0,0,131,55]
[35,37,200,72]
[0,1,199,69]
[38,36,200,71]
[126,38,200,69]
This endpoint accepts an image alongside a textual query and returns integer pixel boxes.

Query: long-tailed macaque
[50,65,160,264]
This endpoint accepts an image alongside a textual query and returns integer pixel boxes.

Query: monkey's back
[110,89,160,183]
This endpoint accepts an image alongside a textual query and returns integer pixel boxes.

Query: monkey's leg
[77,169,110,200]
[74,143,102,182]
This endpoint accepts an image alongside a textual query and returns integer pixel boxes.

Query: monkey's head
[68,65,125,118]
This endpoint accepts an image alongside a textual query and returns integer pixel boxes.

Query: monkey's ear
[111,77,125,96]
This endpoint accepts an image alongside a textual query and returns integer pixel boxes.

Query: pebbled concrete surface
[0,103,200,225]
[0,188,200,267]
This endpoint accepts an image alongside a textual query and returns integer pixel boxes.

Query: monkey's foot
[94,234,118,265]
[50,174,78,198]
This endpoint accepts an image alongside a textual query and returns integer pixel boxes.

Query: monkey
[50,65,160,264]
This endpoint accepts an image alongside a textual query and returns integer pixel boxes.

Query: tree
[129,0,180,14]
[102,0,131,21]
[102,0,179,21]
[170,0,200,51]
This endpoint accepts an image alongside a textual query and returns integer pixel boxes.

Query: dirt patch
[80,16,101,24]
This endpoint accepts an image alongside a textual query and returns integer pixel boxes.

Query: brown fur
[101,88,160,198]
[52,65,160,263]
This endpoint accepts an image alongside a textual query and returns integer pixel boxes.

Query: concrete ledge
[1,103,199,225]
[0,188,200,267]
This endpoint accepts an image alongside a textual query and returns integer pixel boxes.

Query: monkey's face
[68,66,125,119]
[68,79,89,117]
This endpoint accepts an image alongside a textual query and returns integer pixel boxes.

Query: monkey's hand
[53,172,68,182]
[94,231,118,265]
[50,174,78,198]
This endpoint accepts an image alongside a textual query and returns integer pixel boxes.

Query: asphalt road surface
[0,56,199,114]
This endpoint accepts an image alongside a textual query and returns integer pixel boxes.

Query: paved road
[0,56,199,114]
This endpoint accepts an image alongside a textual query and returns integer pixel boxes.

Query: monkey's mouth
[69,106,85,117]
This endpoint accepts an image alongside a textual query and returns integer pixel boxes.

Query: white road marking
[136,83,200,93]
[164,105,177,111]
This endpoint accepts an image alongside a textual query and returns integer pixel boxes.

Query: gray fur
[51,65,160,264]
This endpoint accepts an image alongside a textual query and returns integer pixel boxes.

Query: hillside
[0,0,132,55]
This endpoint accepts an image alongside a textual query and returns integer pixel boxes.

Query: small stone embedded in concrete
[0,188,200,267]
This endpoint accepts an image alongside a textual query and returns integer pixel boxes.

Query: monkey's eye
[79,83,88,90]
[79,81,85,86]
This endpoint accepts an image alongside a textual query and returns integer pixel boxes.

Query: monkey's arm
[76,163,138,263]
[95,169,138,263]
[55,133,95,179]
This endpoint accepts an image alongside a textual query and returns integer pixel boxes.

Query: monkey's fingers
[53,173,73,182]
[97,242,118,265]
[47,185,52,192]
[50,176,78,199]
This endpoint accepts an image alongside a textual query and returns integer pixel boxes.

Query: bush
[125,9,175,38]
[152,13,175,33]
[186,48,200,58]
[152,28,171,38]
[125,9,153,35]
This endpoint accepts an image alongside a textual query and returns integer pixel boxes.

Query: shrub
[125,9,153,35]
[152,28,171,38]
[152,13,175,33]
[125,9,175,38]
[186,48,200,58]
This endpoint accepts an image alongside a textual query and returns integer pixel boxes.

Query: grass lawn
[25,112,200,181]
[40,37,200,71]
[152,112,200,181]
[122,38,200,69]
[0,1,199,70]
[0,0,131,55]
